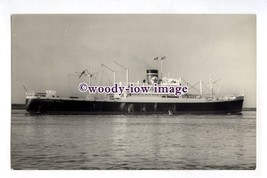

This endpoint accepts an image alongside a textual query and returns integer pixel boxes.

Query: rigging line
[188,86,200,92]
[187,82,200,92]
[181,77,187,84]
[213,78,222,83]
[182,79,199,90]
[96,70,104,86]
[22,85,28,92]
[216,78,224,96]
[202,82,210,91]
[188,81,200,88]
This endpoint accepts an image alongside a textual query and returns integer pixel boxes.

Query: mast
[113,61,129,87]
[160,56,166,79]
[101,64,116,85]
[89,68,93,86]
[79,69,93,98]
[209,74,214,98]
[216,78,223,97]
[154,56,166,80]
[199,80,203,97]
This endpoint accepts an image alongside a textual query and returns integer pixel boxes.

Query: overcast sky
[11,14,256,107]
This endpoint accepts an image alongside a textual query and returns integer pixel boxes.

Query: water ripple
[11,110,256,170]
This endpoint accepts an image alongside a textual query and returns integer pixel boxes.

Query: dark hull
[26,98,244,115]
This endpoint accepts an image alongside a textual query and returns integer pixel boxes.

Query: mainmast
[154,56,166,80]
[209,74,214,98]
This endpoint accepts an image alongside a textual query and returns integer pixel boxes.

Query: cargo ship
[25,59,244,115]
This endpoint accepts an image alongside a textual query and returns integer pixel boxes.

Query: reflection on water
[11,110,256,170]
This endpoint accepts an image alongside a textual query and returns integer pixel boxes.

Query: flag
[79,70,86,78]
[154,57,158,60]
[161,56,166,60]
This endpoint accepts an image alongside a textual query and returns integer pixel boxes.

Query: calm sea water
[11,110,256,170]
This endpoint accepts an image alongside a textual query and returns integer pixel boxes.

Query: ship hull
[25,97,244,115]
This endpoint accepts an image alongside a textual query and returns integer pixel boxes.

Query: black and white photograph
[10,14,256,170]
